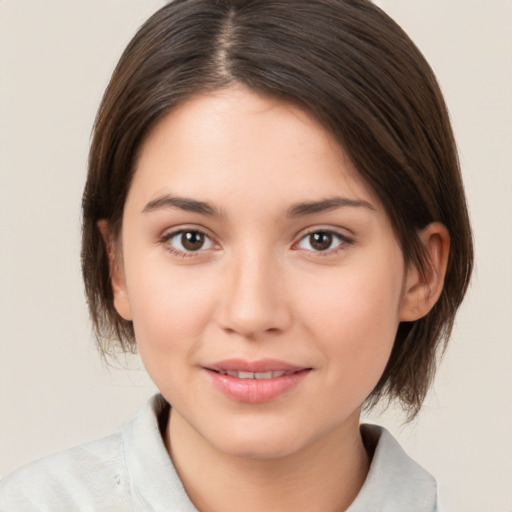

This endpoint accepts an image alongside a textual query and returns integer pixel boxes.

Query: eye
[164,230,215,254]
[296,231,347,252]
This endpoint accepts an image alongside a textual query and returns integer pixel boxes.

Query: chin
[216,435,303,460]
[203,419,318,461]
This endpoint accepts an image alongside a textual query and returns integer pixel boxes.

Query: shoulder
[0,395,184,512]
[347,424,440,512]
[0,432,132,511]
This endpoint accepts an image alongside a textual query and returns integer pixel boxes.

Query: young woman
[0,1,473,510]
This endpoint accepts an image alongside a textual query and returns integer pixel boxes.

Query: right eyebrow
[142,195,222,217]
[287,196,376,217]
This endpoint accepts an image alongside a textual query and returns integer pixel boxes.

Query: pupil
[182,231,204,251]
[311,232,332,251]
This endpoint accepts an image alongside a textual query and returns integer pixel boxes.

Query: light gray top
[0,395,439,511]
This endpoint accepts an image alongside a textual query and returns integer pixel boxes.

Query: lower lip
[205,369,311,403]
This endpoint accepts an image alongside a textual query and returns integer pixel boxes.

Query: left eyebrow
[142,195,222,216]
[287,197,376,217]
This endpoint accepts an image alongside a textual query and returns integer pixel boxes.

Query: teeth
[221,370,289,379]
[255,371,272,379]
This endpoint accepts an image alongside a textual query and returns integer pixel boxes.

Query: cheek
[299,260,404,384]
[124,259,218,363]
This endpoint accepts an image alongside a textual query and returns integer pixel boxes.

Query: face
[113,86,413,459]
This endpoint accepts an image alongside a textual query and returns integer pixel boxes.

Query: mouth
[204,359,312,403]
[205,358,310,378]
[210,369,302,379]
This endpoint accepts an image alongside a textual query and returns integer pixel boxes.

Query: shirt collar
[123,396,438,511]
[122,395,199,511]
[346,424,438,511]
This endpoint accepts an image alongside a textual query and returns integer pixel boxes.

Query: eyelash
[159,228,352,258]
[160,229,216,258]
[293,229,352,256]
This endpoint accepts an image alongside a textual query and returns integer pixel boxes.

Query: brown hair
[82,0,473,418]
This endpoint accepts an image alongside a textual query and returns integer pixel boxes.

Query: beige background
[1,1,511,510]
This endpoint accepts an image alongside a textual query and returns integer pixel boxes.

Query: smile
[204,360,311,403]
[215,370,291,379]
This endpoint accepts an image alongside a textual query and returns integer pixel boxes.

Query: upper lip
[205,358,308,373]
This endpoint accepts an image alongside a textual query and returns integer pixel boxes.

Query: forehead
[129,86,381,213]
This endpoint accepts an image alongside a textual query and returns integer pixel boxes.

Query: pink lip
[204,359,312,404]
[206,358,304,373]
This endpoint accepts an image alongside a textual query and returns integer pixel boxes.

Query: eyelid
[159,225,219,256]
[292,227,354,254]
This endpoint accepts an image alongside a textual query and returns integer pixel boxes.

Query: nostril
[215,273,292,337]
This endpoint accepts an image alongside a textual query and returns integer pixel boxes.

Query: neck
[166,410,370,512]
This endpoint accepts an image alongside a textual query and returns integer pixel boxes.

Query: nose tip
[215,257,291,339]
[221,305,282,339]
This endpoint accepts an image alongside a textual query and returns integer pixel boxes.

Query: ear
[400,222,450,322]
[97,220,133,321]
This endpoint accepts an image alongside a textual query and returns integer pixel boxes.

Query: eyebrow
[142,195,221,216]
[287,197,376,217]
[142,194,375,217]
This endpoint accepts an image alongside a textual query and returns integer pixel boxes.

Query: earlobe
[97,220,133,321]
[400,222,450,322]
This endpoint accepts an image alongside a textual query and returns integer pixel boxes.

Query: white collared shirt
[0,395,439,511]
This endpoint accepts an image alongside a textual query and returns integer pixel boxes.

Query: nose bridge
[218,242,290,337]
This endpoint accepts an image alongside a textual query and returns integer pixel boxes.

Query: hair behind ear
[366,221,456,420]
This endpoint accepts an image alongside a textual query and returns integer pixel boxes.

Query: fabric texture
[0,395,439,511]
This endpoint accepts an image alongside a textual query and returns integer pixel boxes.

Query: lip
[204,359,312,403]
[206,358,305,374]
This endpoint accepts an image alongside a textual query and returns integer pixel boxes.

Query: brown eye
[165,230,214,254]
[310,232,333,251]
[297,231,346,252]
[181,231,205,251]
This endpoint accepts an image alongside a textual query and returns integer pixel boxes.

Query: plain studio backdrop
[1,1,511,510]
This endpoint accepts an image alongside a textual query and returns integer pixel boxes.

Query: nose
[215,249,292,339]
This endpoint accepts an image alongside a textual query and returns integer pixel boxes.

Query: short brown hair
[82,0,473,418]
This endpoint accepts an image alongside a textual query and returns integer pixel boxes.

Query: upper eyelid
[159,229,219,258]
[294,226,353,242]
[291,228,353,254]
[161,225,215,240]
[160,227,219,251]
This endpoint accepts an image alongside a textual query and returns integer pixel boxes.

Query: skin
[103,86,449,512]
